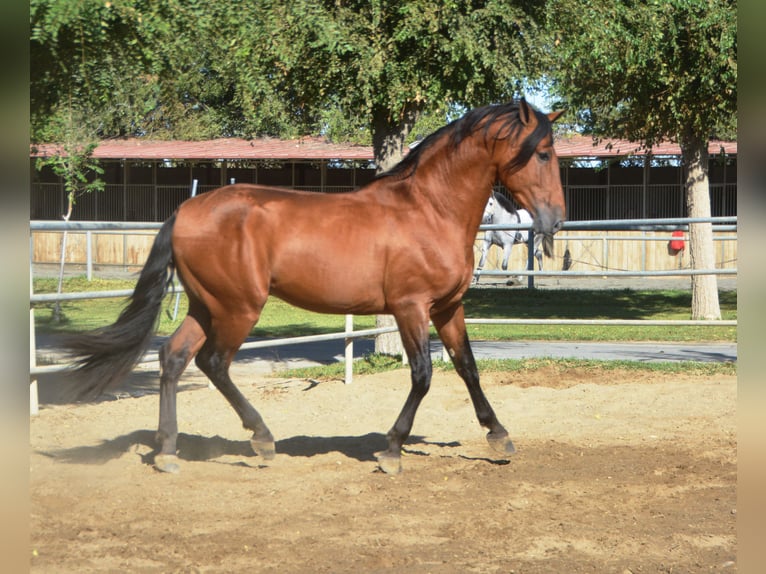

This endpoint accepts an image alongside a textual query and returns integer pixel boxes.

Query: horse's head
[481,195,495,224]
[490,100,566,257]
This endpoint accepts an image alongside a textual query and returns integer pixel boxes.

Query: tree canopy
[31,0,548,149]
[544,0,736,147]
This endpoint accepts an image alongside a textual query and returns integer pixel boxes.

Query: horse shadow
[33,368,210,406]
[35,430,505,469]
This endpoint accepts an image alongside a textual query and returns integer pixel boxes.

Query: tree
[33,105,104,321]
[30,0,278,140]
[545,0,736,320]
[275,1,547,163]
[30,0,159,141]
[31,1,549,145]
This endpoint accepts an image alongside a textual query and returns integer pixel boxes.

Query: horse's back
[168,184,391,314]
[174,183,364,240]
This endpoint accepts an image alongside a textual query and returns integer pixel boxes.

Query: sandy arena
[30,363,736,573]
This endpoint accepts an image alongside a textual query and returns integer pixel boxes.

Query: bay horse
[473,191,545,284]
[64,100,566,474]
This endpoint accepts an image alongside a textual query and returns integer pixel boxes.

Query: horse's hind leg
[432,303,515,455]
[195,318,275,461]
[155,314,207,473]
[375,307,433,474]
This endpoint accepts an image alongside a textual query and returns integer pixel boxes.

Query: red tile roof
[31,137,374,161]
[30,134,736,161]
[554,135,736,158]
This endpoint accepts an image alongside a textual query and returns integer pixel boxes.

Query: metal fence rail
[480,269,737,277]
[30,216,737,414]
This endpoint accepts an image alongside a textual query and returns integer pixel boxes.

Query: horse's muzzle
[533,207,565,258]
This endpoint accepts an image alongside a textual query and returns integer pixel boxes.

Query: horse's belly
[271,281,385,315]
[269,259,386,315]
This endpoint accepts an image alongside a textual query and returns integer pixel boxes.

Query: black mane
[375,100,554,181]
[492,190,519,215]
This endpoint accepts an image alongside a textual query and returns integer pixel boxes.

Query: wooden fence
[30,228,738,277]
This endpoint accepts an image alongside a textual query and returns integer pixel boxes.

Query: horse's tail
[63,213,178,401]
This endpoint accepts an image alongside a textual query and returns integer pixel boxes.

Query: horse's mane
[375,100,554,182]
[492,190,519,216]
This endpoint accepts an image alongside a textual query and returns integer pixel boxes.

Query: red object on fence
[668,231,685,254]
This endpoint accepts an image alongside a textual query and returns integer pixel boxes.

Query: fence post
[30,272,39,415]
[527,230,535,289]
[344,314,354,384]
[86,230,93,280]
[122,232,128,273]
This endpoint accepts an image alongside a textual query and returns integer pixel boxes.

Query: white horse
[473,191,544,284]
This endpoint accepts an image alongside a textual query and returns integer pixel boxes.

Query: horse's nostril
[553,220,564,233]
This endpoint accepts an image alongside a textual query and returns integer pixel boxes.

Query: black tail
[64,213,178,401]
[562,244,572,271]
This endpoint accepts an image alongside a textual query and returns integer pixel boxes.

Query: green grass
[33,277,736,344]
[278,356,737,381]
[461,287,737,342]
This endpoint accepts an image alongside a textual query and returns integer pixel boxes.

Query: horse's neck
[517,209,532,224]
[409,139,497,230]
[495,203,519,224]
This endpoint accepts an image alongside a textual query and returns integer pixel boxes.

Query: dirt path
[30,366,736,573]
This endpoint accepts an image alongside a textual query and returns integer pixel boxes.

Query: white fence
[29,217,737,414]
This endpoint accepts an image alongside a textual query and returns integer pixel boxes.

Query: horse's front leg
[473,237,491,283]
[375,310,432,474]
[501,238,512,271]
[533,233,545,271]
[502,240,524,284]
[432,303,514,456]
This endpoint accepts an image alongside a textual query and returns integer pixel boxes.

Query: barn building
[29,135,737,276]
[30,135,736,222]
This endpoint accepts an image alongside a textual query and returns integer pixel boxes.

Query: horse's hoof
[487,432,516,455]
[375,450,403,475]
[251,438,276,461]
[154,453,181,474]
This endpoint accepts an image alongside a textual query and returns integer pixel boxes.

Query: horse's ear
[518,99,532,126]
[547,109,566,123]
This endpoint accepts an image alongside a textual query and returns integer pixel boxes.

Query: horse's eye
[537,151,550,162]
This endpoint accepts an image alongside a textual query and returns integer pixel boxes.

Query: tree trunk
[372,102,421,357]
[53,193,76,323]
[681,136,721,320]
[371,102,422,171]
